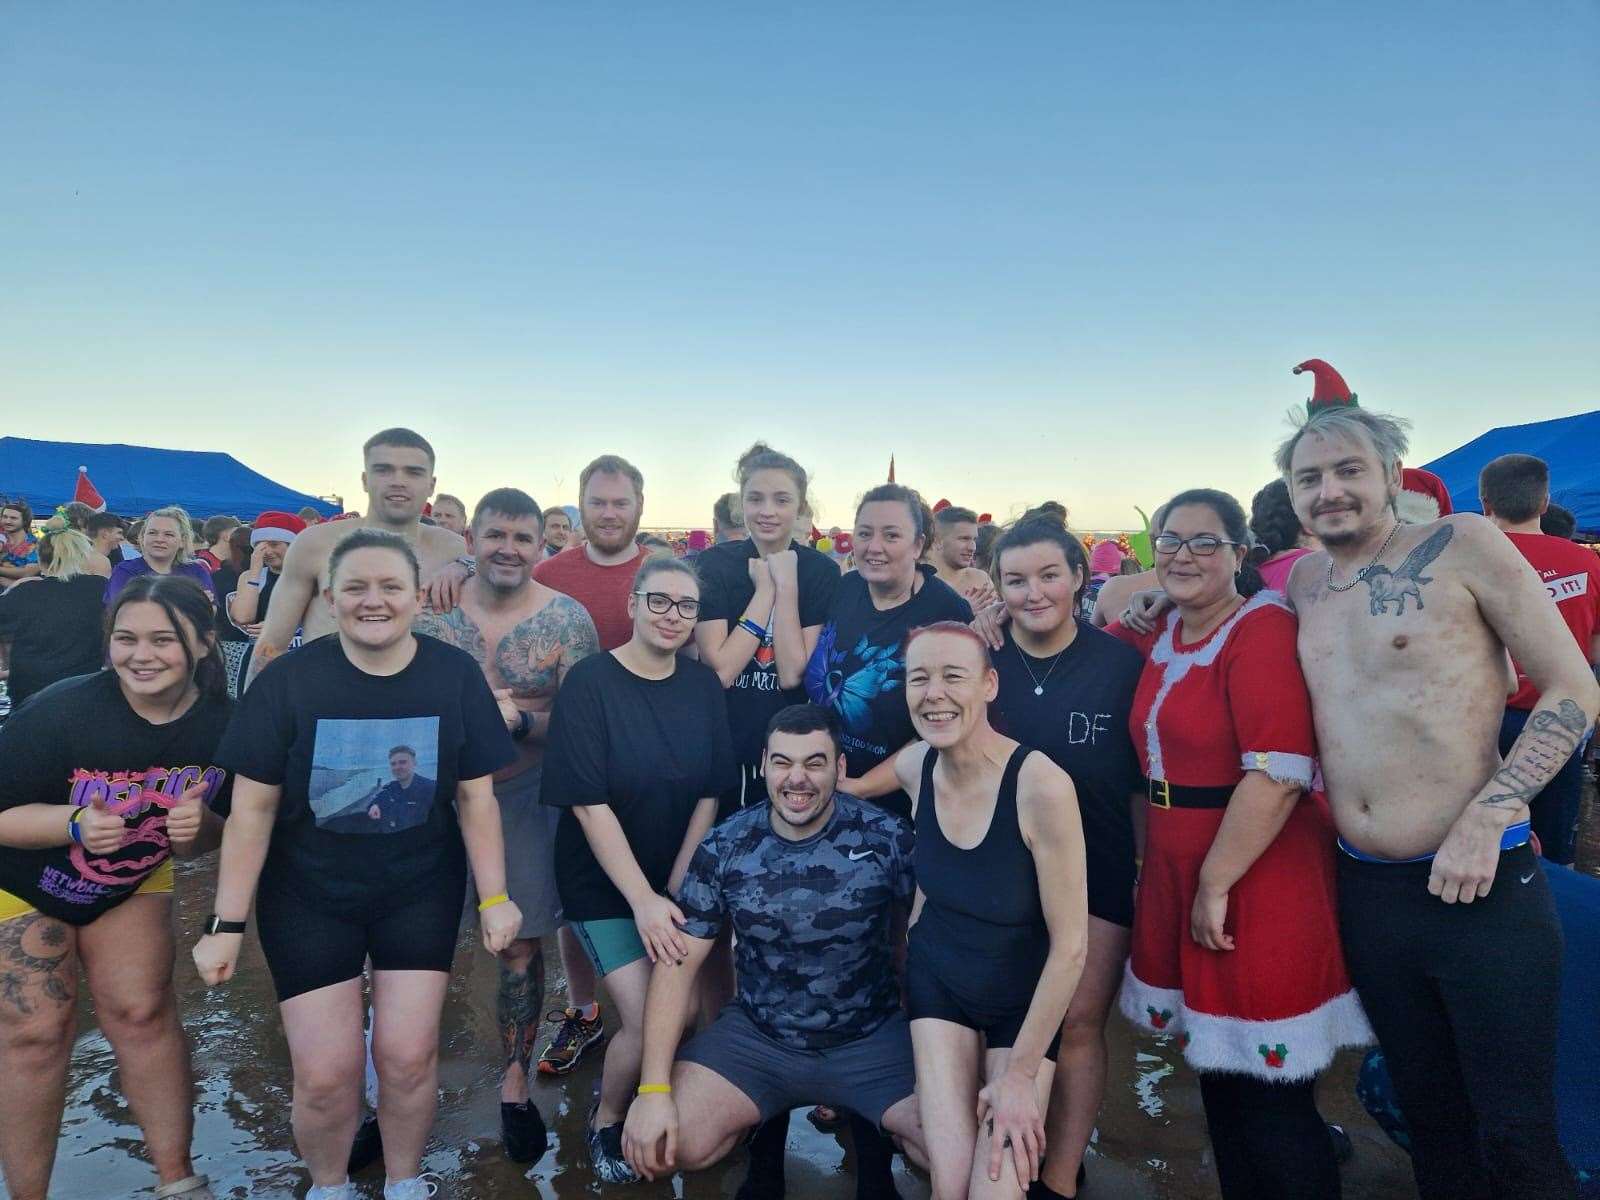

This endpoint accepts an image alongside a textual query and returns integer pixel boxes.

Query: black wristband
[512,709,533,742]
[204,914,247,935]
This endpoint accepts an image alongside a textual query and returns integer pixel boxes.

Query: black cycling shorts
[905,943,1061,1061]
[255,873,464,1003]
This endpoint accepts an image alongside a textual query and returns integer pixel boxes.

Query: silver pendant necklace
[1326,519,1402,593]
[1016,639,1069,696]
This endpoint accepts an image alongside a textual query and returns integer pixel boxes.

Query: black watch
[513,709,533,742]
[204,914,247,935]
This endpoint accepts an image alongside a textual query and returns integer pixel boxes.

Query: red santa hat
[251,511,307,545]
[1397,466,1454,524]
[932,498,952,514]
[73,466,106,512]
[1293,359,1358,413]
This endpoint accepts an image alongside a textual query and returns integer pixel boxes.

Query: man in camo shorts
[620,704,929,1190]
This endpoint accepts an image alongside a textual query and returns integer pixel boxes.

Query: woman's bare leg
[593,958,651,1128]
[909,1017,983,1200]
[0,912,78,1200]
[968,1047,1056,1200]
[1040,917,1129,1195]
[280,977,367,1187]
[370,969,450,1181]
[79,894,198,1188]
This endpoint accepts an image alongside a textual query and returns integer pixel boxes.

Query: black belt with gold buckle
[1144,778,1234,809]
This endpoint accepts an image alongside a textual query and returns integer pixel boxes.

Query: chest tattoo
[1362,525,1453,617]
[494,597,600,697]
[413,607,488,659]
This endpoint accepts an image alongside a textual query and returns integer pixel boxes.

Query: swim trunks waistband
[1337,821,1531,865]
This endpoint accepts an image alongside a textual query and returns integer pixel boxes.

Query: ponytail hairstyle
[855,483,931,555]
[38,522,94,581]
[105,574,228,701]
[1156,488,1264,598]
[736,442,809,511]
[989,517,1092,611]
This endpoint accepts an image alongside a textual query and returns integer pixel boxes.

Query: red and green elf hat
[1293,358,1358,415]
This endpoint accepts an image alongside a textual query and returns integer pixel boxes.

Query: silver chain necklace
[1326,519,1402,593]
[1015,639,1070,696]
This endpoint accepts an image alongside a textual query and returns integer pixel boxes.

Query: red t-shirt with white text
[1504,531,1600,710]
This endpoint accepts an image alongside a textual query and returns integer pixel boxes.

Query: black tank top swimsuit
[908,744,1050,1028]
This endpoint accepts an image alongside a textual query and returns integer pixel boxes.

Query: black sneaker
[736,1112,788,1200]
[585,1104,639,1184]
[502,1100,549,1164]
[347,1114,383,1174]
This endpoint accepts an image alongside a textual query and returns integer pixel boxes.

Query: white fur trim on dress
[1142,591,1292,781]
[1239,750,1315,788]
[1119,962,1373,1082]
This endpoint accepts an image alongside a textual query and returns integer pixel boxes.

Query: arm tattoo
[1479,698,1589,809]
[495,597,598,696]
[1364,525,1454,617]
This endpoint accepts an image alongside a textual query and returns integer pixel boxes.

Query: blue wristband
[67,808,85,846]
[738,617,768,640]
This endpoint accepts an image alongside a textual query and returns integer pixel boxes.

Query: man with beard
[621,704,928,1196]
[246,428,470,688]
[416,488,599,1164]
[527,455,649,1075]
[1279,404,1598,1200]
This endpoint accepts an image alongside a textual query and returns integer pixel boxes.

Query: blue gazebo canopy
[1422,410,1600,534]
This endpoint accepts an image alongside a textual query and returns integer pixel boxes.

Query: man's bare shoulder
[417,524,468,556]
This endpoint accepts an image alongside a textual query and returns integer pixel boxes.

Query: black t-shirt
[213,634,515,914]
[543,652,737,921]
[803,565,972,817]
[988,620,1143,871]
[0,575,108,706]
[0,671,234,924]
[695,539,840,770]
[211,565,247,642]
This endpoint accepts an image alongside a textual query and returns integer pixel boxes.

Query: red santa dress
[1110,592,1370,1081]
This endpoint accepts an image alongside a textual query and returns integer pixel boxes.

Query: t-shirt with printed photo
[214,634,515,914]
[804,566,972,817]
[675,792,915,1049]
[695,538,840,771]
[0,671,233,925]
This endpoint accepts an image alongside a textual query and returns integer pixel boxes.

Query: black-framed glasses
[634,590,700,619]
[1153,533,1244,557]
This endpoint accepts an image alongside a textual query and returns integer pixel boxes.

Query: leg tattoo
[498,960,540,1077]
[0,914,74,1015]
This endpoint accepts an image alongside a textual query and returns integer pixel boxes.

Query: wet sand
[43,857,1417,1199]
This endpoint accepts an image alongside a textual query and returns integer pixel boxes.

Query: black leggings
[1198,1073,1339,1199]
[1337,843,1574,1200]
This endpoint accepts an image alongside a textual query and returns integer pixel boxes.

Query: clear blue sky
[4,4,1595,530]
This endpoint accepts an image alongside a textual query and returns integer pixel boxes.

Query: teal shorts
[570,917,648,977]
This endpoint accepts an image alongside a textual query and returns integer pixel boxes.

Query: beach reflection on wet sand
[45,859,1414,1198]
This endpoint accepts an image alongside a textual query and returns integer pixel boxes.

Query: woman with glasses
[542,554,736,1184]
[1106,489,1365,1200]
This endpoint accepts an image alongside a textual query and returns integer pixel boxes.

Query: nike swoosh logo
[847,849,874,861]
[1520,871,1535,884]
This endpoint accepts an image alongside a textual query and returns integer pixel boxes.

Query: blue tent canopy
[1421,410,1600,534]
[0,437,341,521]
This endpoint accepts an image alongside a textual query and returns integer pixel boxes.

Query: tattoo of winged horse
[1363,525,1454,616]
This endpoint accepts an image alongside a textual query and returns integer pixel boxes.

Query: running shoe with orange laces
[536,1006,605,1075]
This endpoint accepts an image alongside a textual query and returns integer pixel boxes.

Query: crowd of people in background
[1,359,1598,1200]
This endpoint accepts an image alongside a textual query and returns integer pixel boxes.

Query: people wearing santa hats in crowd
[226,512,308,687]
[930,504,998,611]
[1275,398,1597,1200]
[1248,479,1319,594]
[1108,489,1369,1200]
[1479,453,1600,867]
[105,506,217,606]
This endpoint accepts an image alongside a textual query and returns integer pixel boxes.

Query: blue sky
[4,4,1595,530]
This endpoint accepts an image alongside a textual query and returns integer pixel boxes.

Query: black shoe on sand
[502,1101,549,1164]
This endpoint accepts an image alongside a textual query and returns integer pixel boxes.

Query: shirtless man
[931,506,997,611]
[247,427,469,686]
[416,488,599,1165]
[1278,405,1598,1200]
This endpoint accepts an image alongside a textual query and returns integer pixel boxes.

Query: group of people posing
[0,373,1597,1200]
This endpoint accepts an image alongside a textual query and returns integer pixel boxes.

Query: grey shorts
[678,1004,915,1130]
[468,766,562,941]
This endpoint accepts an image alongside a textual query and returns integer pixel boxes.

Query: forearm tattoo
[1364,525,1453,617]
[497,955,543,1076]
[1480,698,1589,810]
[0,913,73,1015]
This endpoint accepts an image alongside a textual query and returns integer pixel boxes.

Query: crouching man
[623,703,929,1187]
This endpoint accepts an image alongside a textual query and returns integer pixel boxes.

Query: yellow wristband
[636,1083,672,1095]
[477,892,510,912]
